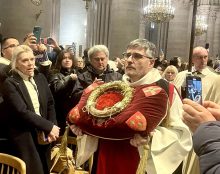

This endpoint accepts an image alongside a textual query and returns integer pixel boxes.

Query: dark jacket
[49,68,80,134]
[0,63,12,153]
[193,121,220,174]
[77,64,122,89]
[2,71,57,174]
[75,64,122,174]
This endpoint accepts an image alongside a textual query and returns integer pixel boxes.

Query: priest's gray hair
[127,39,156,59]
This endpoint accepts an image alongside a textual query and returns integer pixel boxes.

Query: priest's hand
[69,124,83,136]
[130,133,152,147]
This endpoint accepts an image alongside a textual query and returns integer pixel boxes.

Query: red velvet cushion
[68,83,168,140]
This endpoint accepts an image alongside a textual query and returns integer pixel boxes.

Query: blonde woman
[2,45,59,174]
[162,65,178,83]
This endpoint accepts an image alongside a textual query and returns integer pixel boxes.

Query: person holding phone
[182,98,220,174]
[174,46,218,99]
[174,47,218,174]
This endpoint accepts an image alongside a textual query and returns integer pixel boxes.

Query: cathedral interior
[0,0,220,61]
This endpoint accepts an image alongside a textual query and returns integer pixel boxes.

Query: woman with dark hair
[49,50,79,134]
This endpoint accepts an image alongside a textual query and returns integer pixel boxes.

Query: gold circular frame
[86,81,134,118]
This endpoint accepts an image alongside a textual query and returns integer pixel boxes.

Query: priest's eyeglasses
[122,52,153,61]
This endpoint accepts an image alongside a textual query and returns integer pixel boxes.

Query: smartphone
[185,75,202,104]
[33,26,42,44]
[40,37,53,45]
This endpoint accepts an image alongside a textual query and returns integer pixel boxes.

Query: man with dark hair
[69,39,192,174]
[0,37,20,153]
[0,37,19,65]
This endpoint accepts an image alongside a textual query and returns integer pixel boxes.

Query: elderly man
[69,39,192,174]
[77,44,122,88]
[174,46,217,98]
[174,46,218,174]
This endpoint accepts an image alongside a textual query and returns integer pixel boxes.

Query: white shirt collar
[122,68,162,87]
[0,57,10,65]
[15,69,33,81]
[192,66,214,76]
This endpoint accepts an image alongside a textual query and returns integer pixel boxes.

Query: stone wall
[0,0,56,42]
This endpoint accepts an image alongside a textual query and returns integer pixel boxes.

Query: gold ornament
[86,81,134,118]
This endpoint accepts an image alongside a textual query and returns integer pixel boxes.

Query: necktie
[192,71,202,77]
[192,71,201,75]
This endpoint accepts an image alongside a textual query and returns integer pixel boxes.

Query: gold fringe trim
[136,144,150,174]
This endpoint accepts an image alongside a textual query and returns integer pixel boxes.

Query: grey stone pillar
[213,11,220,57]
[166,1,191,60]
[0,0,53,42]
[206,7,216,56]
[206,6,219,57]
[108,0,142,58]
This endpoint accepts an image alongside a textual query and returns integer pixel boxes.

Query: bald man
[174,47,218,174]
[174,46,217,99]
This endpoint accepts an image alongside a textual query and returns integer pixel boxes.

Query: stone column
[51,0,60,41]
[206,6,218,57]
[139,0,147,39]
[0,0,53,42]
[166,1,191,60]
[213,11,220,57]
[108,0,142,58]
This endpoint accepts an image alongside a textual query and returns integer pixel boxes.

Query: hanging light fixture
[195,15,208,36]
[143,0,175,23]
[83,0,91,10]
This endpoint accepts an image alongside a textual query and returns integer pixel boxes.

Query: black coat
[76,64,122,174]
[77,64,122,88]
[49,68,80,134]
[0,63,12,153]
[193,121,220,174]
[2,71,57,174]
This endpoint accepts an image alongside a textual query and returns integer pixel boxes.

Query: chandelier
[143,0,175,23]
[83,0,91,10]
[195,15,208,36]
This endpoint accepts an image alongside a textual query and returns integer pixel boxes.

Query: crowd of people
[0,32,219,174]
